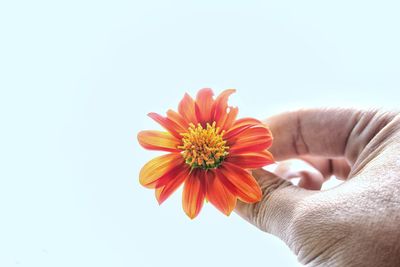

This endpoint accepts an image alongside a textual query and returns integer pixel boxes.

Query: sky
[1,1,399,266]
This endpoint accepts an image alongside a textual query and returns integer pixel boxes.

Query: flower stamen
[179,122,229,169]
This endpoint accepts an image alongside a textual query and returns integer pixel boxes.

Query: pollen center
[179,122,229,169]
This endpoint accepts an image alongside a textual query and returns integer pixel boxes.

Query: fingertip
[297,170,324,190]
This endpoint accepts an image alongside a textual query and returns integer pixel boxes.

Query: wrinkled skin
[235,109,400,267]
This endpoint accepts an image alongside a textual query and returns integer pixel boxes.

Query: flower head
[138,88,274,219]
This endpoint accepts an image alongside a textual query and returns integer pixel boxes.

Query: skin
[235,108,400,266]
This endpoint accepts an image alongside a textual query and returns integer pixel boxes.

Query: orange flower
[138,88,274,219]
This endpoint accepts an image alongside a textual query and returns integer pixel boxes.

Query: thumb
[235,168,315,243]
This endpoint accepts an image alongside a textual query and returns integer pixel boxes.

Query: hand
[235,108,400,266]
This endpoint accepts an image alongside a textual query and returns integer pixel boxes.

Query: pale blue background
[1,1,399,266]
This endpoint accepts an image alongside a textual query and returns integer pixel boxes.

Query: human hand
[235,109,400,266]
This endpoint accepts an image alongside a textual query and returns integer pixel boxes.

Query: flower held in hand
[138,88,274,219]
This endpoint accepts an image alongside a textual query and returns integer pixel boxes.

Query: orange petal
[211,89,236,125]
[206,170,237,216]
[224,117,261,140]
[155,165,190,204]
[195,88,214,125]
[226,150,274,169]
[178,93,198,124]
[166,109,189,131]
[139,153,184,188]
[182,169,206,219]
[138,130,181,152]
[156,162,191,188]
[228,126,273,154]
[220,106,238,131]
[217,162,262,203]
[148,112,185,139]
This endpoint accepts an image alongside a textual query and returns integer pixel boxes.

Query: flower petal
[182,169,206,219]
[195,88,214,125]
[166,109,189,130]
[220,106,238,131]
[138,130,181,152]
[217,162,262,203]
[139,153,184,188]
[228,126,273,154]
[206,170,237,216]
[224,117,261,140]
[211,89,236,125]
[156,162,191,188]
[148,112,184,139]
[155,165,190,204]
[226,150,274,169]
[178,93,198,124]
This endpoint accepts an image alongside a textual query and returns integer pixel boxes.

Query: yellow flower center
[179,122,229,169]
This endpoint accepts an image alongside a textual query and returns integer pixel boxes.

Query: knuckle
[346,110,399,175]
[248,173,293,231]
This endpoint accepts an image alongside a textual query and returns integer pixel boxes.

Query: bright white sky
[1,1,399,266]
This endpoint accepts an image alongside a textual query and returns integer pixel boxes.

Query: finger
[235,168,316,242]
[297,171,324,190]
[299,156,351,180]
[273,160,324,190]
[265,109,394,165]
